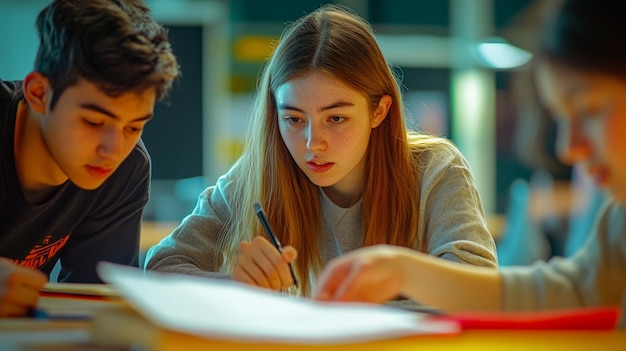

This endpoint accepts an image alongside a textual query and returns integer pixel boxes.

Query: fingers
[333,263,393,303]
[278,246,298,286]
[10,264,48,290]
[0,259,48,317]
[255,237,293,289]
[233,242,270,286]
[314,246,403,304]
[0,283,41,317]
[281,246,297,263]
[232,237,297,290]
[315,259,357,301]
[316,261,376,302]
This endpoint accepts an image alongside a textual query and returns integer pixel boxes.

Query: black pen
[253,202,299,288]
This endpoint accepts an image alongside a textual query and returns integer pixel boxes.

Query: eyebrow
[278,100,355,113]
[80,103,153,122]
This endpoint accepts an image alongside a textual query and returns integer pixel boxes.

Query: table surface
[140,221,179,250]
[0,296,624,351]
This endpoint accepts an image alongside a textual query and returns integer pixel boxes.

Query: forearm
[396,248,503,312]
[147,257,231,279]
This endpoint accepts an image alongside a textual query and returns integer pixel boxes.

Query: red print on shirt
[14,234,70,270]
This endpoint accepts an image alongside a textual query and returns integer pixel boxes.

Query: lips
[306,160,333,173]
[86,165,114,178]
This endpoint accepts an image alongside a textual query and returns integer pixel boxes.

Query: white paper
[97,262,459,344]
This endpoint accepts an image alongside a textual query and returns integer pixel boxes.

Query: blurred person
[0,0,179,317]
[145,4,497,297]
[500,41,573,263]
[314,0,626,328]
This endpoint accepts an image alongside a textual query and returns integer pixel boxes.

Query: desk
[180,330,626,351]
[1,296,625,351]
[140,221,179,251]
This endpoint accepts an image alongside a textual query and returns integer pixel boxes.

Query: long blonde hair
[217,4,444,296]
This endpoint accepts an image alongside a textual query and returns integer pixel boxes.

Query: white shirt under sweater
[145,140,498,289]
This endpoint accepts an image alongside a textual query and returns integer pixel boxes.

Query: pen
[253,202,299,288]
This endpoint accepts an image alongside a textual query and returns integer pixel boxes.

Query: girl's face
[536,60,626,201]
[275,71,390,207]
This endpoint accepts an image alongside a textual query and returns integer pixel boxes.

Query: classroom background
[0,0,597,267]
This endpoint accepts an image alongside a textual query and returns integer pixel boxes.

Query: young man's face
[40,78,155,190]
[535,60,626,201]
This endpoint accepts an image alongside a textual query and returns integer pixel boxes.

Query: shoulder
[407,134,477,192]
[1,80,23,155]
[0,79,23,112]
[599,200,626,243]
[605,200,626,219]
[601,201,626,277]
[407,133,468,169]
[0,79,22,98]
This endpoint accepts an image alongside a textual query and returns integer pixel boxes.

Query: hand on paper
[314,245,405,303]
[233,236,297,291]
[0,258,48,317]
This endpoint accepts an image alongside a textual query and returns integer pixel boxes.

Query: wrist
[393,246,419,296]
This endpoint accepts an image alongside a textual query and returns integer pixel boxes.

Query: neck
[14,102,67,202]
[322,186,361,208]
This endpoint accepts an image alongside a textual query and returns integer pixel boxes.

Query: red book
[433,307,621,330]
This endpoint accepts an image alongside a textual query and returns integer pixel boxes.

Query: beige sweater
[502,200,626,328]
[145,141,498,284]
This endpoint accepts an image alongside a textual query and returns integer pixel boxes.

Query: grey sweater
[502,200,626,328]
[145,142,498,283]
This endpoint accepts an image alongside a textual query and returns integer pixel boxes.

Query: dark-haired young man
[0,0,179,317]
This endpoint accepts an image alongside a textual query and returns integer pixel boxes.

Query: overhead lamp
[473,37,532,70]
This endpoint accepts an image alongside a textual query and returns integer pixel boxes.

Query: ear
[372,95,392,128]
[23,72,51,114]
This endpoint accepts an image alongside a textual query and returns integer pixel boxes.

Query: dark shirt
[0,79,150,283]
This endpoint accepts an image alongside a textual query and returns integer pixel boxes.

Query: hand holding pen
[231,203,298,291]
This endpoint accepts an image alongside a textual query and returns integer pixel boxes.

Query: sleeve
[417,143,498,268]
[56,144,150,283]
[143,172,234,279]
[501,201,626,311]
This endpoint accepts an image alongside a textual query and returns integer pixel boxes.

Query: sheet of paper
[97,262,459,344]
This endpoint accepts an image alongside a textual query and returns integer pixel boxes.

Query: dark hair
[539,0,626,78]
[34,0,179,109]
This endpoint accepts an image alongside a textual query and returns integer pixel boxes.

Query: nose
[97,127,125,161]
[556,120,591,165]
[305,123,327,151]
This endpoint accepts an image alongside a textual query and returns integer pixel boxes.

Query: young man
[0,0,179,317]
